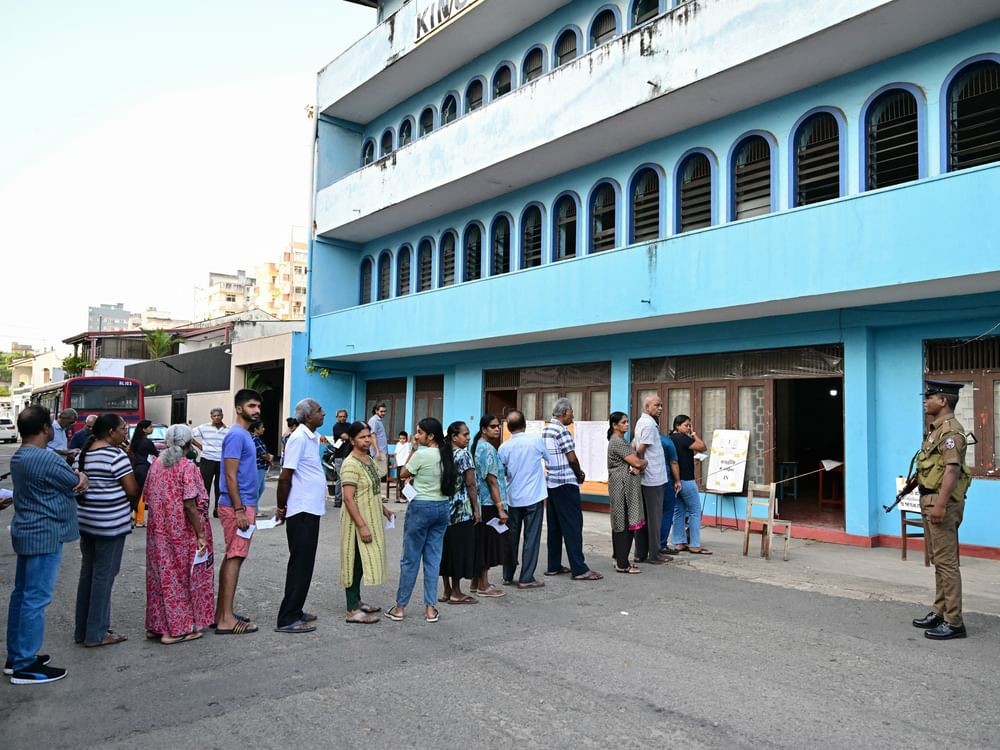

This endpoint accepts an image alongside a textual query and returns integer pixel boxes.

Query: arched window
[397,246,411,296]
[380,129,393,157]
[732,135,772,219]
[947,60,1000,172]
[419,107,435,136]
[554,195,578,260]
[377,252,391,300]
[464,224,482,282]
[523,47,544,83]
[417,240,433,292]
[590,183,616,252]
[361,140,375,166]
[440,231,457,287]
[630,168,660,242]
[632,0,658,27]
[677,153,712,232]
[864,89,918,190]
[359,258,373,304]
[399,118,413,147]
[441,94,458,125]
[493,65,513,99]
[590,9,618,48]
[491,217,511,276]
[794,112,841,206]
[556,29,578,67]
[521,206,542,268]
[466,80,484,113]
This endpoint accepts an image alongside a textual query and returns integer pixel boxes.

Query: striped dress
[76,446,134,536]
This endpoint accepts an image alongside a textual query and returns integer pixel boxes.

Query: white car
[0,418,17,444]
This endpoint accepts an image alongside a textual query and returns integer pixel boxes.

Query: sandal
[274,620,316,634]
[447,594,478,605]
[161,631,204,645]
[425,607,440,623]
[345,610,380,624]
[474,586,505,598]
[614,565,642,574]
[686,548,713,555]
[572,570,604,581]
[359,603,381,614]
[84,633,128,648]
[385,607,405,622]
[215,620,259,635]
[544,566,571,576]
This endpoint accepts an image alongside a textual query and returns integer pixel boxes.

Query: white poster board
[895,476,921,513]
[705,429,750,494]
[524,420,545,438]
[573,421,609,483]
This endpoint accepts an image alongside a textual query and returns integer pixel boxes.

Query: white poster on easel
[706,429,750,494]
[895,476,921,513]
[573,421,609,483]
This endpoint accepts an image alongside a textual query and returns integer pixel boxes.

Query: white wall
[144,395,172,425]
[187,391,231,426]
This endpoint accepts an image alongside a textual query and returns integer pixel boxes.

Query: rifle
[883,474,918,513]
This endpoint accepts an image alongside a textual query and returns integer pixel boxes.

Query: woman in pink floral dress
[144,425,214,644]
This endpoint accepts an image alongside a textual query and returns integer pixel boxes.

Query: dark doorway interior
[773,377,844,527]
[170,390,188,426]
[248,364,285,456]
[485,390,517,420]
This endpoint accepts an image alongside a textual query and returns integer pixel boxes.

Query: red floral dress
[144,457,215,637]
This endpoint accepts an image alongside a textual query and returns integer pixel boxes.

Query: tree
[142,328,181,359]
[62,354,92,377]
[244,371,273,394]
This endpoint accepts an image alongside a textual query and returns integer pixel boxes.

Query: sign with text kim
[415,0,484,44]
[705,429,750,494]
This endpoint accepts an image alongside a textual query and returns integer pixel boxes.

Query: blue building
[296,0,1000,554]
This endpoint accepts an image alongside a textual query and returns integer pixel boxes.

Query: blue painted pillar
[449,362,484,426]
[404,375,415,432]
[842,327,878,537]
[610,351,631,414]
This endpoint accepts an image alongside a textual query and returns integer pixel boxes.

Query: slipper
[447,595,478,605]
[385,607,404,622]
[425,607,440,623]
[215,620,258,635]
[686,548,713,555]
[572,570,604,581]
[146,631,162,640]
[345,611,380,624]
[500,579,514,586]
[544,566,571,576]
[234,613,252,623]
[161,631,204,645]
[84,633,128,648]
[300,612,318,623]
[474,586,505,598]
[359,603,381,614]
[274,620,316,634]
[614,565,642,574]
[438,595,451,603]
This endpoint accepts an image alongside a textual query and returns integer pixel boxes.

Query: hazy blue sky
[0,0,375,350]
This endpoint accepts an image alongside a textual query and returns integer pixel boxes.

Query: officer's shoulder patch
[944,437,956,450]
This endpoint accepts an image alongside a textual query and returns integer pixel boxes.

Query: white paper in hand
[385,514,395,530]
[486,517,509,534]
[0,489,13,500]
[255,517,280,530]
[192,547,209,566]
[236,524,256,539]
[401,483,417,501]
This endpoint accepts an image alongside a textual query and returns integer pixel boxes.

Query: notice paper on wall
[573,421,609,483]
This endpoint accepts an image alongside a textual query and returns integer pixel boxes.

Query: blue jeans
[503,500,545,583]
[257,468,267,502]
[6,548,64,672]
[75,532,127,644]
[395,500,450,608]
[660,481,678,548]
[672,480,702,549]
[545,484,590,577]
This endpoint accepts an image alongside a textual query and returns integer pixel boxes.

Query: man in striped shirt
[6,405,88,684]
[192,407,229,517]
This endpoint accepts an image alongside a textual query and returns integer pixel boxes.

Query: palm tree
[142,328,180,359]
[244,371,273,394]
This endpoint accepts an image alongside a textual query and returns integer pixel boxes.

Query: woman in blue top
[386,417,457,623]
[470,415,509,598]
[439,421,481,604]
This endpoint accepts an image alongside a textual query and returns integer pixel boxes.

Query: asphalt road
[2,442,999,748]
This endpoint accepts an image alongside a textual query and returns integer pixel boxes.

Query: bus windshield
[69,382,140,411]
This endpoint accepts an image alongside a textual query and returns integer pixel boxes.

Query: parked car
[0,418,17,444]
[127,423,169,451]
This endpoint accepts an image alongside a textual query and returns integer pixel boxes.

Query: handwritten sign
[705,429,750,494]
[573,421,609,483]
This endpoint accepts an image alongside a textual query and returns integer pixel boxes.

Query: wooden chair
[900,509,931,566]
[742,481,792,561]
[385,453,401,501]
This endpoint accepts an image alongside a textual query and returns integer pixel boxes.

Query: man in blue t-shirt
[215,388,263,635]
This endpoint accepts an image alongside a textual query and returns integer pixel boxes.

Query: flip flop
[345,611,380,624]
[215,620,258,635]
[425,607,440,623]
[84,633,128,648]
[438,595,451,603]
[385,607,404,622]
[544,566,571,576]
[474,586,505,598]
[572,570,604,581]
[274,620,316,634]
[447,595,478,605]
[359,603,381,614]
[614,565,642,574]
[686,548,713,555]
[161,631,204,645]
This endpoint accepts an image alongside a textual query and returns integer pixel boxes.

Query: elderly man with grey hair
[541,398,602,581]
[274,398,327,633]
[69,414,97,451]
[48,408,78,458]
[192,407,229,517]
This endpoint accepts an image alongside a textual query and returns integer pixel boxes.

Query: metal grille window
[591,10,617,47]
[417,240,433,292]
[522,206,542,268]
[419,108,434,136]
[442,94,458,124]
[590,183,616,252]
[380,129,393,157]
[464,224,482,281]
[524,48,544,83]
[377,253,391,300]
[633,0,658,26]
[866,89,919,189]
[555,196,577,259]
[948,61,1000,172]
[361,140,375,166]
[465,80,483,113]
[733,135,772,219]
[491,217,511,276]
[556,30,577,66]
[795,112,841,206]
[631,168,660,242]
[396,246,411,296]
[678,153,712,232]
[440,232,456,287]
[399,118,413,147]
[359,258,372,305]
[493,65,512,99]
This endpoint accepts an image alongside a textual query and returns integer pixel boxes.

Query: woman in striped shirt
[74,413,138,647]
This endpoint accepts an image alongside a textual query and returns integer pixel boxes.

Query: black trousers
[612,530,635,569]
[546,484,589,577]
[199,458,222,505]
[276,512,321,627]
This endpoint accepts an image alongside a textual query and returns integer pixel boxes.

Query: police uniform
[911,380,972,640]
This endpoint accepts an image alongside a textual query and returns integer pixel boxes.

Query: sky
[0,0,375,352]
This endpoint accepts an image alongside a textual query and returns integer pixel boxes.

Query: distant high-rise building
[193,270,256,321]
[251,227,309,320]
[128,307,190,330]
[87,303,132,332]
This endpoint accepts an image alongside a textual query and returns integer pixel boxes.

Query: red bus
[30,376,145,436]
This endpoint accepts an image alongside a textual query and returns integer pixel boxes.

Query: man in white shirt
[48,409,78,459]
[498,410,549,589]
[274,399,327,633]
[192,408,229,517]
[634,395,670,565]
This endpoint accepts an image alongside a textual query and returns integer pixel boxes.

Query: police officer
[909,380,972,640]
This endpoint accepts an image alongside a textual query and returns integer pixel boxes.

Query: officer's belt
[918,486,936,497]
